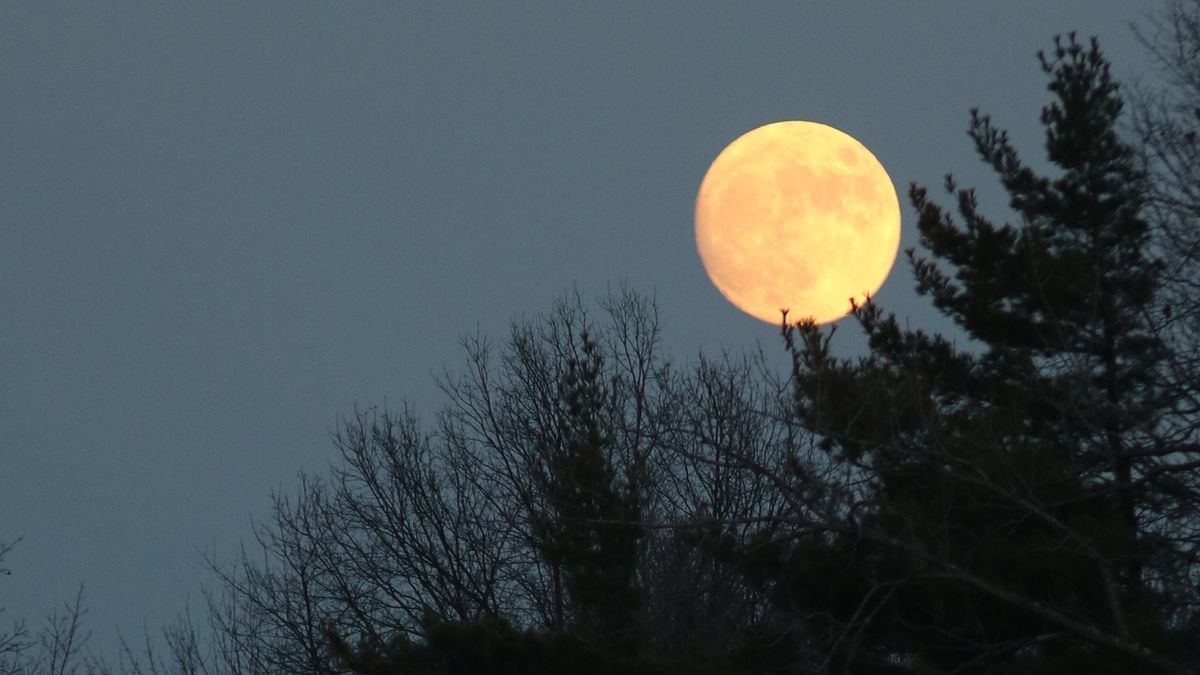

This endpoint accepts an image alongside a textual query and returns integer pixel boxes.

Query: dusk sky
[1,1,1166,660]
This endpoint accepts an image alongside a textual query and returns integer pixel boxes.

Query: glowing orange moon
[695,121,901,325]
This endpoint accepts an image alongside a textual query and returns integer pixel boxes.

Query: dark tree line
[5,9,1200,675]
[311,26,1196,675]
[300,28,1196,675]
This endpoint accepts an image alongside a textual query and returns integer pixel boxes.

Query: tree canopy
[197,31,1200,675]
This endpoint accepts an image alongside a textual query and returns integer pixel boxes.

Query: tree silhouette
[194,291,793,675]
[528,327,644,643]
[764,34,1197,674]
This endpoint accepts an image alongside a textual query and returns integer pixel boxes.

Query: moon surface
[695,121,901,325]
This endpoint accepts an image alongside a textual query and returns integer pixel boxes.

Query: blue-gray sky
[0,1,1164,658]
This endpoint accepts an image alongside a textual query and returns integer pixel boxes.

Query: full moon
[695,121,901,325]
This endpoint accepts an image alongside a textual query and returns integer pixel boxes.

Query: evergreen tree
[768,35,1194,674]
[529,327,645,645]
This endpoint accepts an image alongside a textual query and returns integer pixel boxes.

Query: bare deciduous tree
[180,289,796,674]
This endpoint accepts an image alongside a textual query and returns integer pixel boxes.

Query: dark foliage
[768,35,1197,674]
[528,329,644,642]
[325,611,765,675]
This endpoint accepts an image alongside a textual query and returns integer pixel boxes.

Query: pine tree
[771,35,1194,674]
[529,327,645,645]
